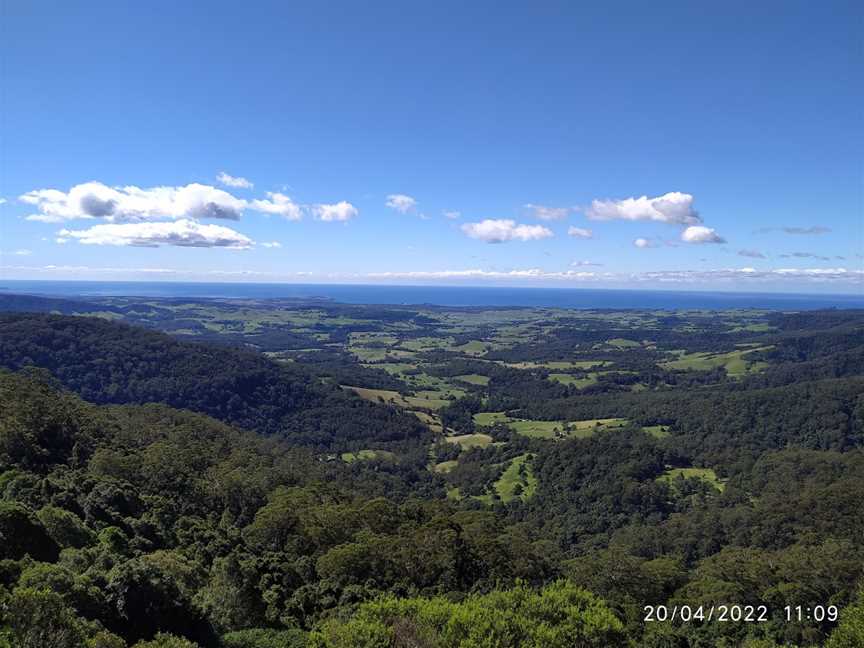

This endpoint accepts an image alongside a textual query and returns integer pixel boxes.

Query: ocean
[0,280,861,310]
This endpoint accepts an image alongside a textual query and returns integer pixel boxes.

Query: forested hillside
[0,314,427,450]
[1,306,863,647]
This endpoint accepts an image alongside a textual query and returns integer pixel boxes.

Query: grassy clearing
[508,420,568,439]
[607,338,641,348]
[454,373,490,385]
[343,385,454,412]
[341,449,397,463]
[661,348,770,376]
[452,340,490,356]
[473,412,628,439]
[727,323,776,333]
[504,360,608,370]
[349,347,390,361]
[494,454,538,502]
[404,394,452,410]
[547,373,597,388]
[566,418,629,438]
[433,460,459,474]
[472,412,511,426]
[412,411,443,433]
[445,433,494,449]
[642,425,671,439]
[399,336,456,351]
[657,467,725,492]
[343,385,403,404]
[364,362,418,375]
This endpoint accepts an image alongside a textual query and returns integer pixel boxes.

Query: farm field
[473,412,629,439]
[661,347,770,376]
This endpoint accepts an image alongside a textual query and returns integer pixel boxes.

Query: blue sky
[1,0,861,292]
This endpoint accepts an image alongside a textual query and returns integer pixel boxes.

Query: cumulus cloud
[312,201,358,222]
[261,241,282,248]
[21,182,246,223]
[633,238,655,248]
[216,172,253,189]
[250,192,302,221]
[56,219,253,249]
[525,204,572,221]
[585,191,700,225]
[738,249,766,259]
[0,198,6,205]
[443,210,461,220]
[461,219,553,243]
[567,226,593,239]
[681,225,726,244]
[386,194,417,214]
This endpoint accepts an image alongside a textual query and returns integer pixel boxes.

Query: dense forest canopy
[1,296,863,647]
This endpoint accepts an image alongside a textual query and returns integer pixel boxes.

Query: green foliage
[105,554,215,644]
[309,581,627,648]
[38,506,97,549]
[1,587,87,648]
[826,590,864,648]
[0,313,427,450]
[86,631,127,648]
[1,305,863,648]
[0,502,59,561]
[131,634,199,648]
[221,628,307,648]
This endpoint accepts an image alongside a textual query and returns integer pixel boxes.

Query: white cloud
[216,172,254,189]
[367,268,603,280]
[681,225,726,244]
[443,210,461,220]
[585,191,700,225]
[386,194,417,214]
[633,238,654,248]
[21,182,246,223]
[4,262,860,287]
[312,201,358,222]
[461,219,553,243]
[261,241,282,248]
[250,192,302,221]
[0,198,6,205]
[525,204,571,221]
[756,226,831,235]
[784,227,830,235]
[567,226,593,239]
[738,249,766,259]
[56,219,253,249]
[364,266,862,285]
[572,260,603,267]
[780,251,831,261]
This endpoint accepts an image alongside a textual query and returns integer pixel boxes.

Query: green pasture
[341,449,397,463]
[657,467,724,492]
[661,348,770,376]
[445,433,494,450]
[494,454,538,502]
[454,373,490,385]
